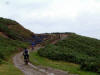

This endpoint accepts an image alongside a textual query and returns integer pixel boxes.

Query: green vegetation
[0,17,19,25]
[0,17,33,63]
[38,33,100,73]
[30,51,98,75]
[0,59,23,75]
[0,17,34,40]
[0,23,21,40]
[0,36,29,63]
[0,17,33,74]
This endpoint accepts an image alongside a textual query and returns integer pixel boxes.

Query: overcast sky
[0,0,100,39]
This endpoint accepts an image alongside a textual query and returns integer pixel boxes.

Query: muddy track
[13,46,76,75]
[13,35,77,75]
[13,51,46,75]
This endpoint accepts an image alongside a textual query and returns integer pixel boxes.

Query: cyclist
[31,42,35,50]
[23,48,29,64]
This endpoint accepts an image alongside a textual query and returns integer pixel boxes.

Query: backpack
[24,49,28,55]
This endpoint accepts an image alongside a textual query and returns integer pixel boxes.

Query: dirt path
[13,35,77,75]
[13,52,46,75]
[13,47,75,75]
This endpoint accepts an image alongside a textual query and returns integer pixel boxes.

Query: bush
[38,34,100,73]
[81,61,100,73]
[0,36,29,63]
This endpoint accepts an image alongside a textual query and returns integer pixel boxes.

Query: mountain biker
[23,48,29,63]
[31,42,35,50]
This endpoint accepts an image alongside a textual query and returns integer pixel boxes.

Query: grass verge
[30,51,98,75]
[0,58,23,75]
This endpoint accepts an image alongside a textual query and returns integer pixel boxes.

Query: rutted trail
[13,35,75,75]
[13,51,46,75]
[13,46,70,75]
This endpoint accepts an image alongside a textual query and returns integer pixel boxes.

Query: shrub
[81,61,100,73]
[38,34,100,73]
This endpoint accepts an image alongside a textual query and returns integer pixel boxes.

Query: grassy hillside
[38,33,100,73]
[30,51,98,75]
[0,17,34,74]
[0,36,29,63]
[0,17,34,63]
[0,17,34,41]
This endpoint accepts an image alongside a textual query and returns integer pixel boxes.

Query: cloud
[0,0,100,39]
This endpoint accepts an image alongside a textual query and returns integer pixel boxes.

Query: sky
[0,0,100,39]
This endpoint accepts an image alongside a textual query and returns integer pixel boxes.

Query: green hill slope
[0,17,34,63]
[0,17,34,41]
[38,33,100,73]
[0,17,35,75]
